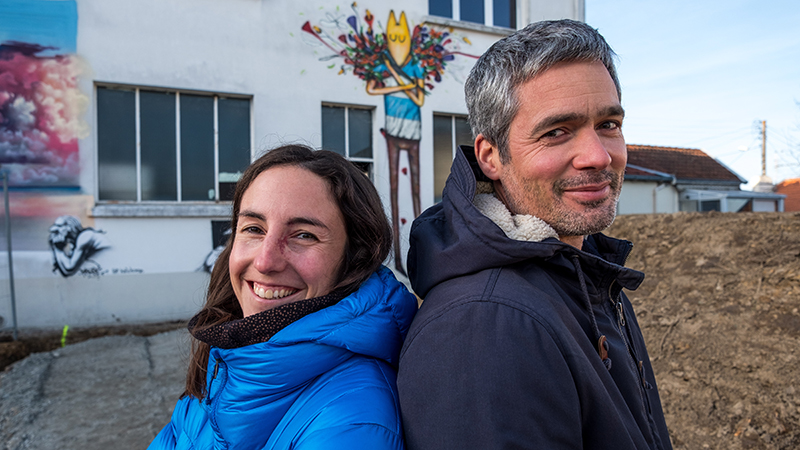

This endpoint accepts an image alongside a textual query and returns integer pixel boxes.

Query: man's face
[495,60,626,241]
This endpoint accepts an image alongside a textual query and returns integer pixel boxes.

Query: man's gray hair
[465,19,620,163]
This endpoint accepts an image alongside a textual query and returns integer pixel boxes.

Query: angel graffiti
[302,6,473,274]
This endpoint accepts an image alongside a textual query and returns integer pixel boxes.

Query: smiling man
[398,20,672,450]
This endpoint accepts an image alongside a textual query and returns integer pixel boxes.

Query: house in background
[618,145,785,215]
[776,178,800,211]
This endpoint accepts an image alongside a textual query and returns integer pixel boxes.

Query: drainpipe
[2,169,18,341]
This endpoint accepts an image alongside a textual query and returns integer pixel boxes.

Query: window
[433,114,472,202]
[321,104,374,179]
[429,0,516,28]
[96,85,251,203]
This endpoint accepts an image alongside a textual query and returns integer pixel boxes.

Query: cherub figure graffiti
[302,4,474,274]
[48,215,109,277]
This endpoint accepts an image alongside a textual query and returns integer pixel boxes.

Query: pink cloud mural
[0,42,87,187]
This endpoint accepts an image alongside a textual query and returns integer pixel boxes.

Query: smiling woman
[149,145,417,450]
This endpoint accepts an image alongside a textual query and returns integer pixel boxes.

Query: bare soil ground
[0,321,186,371]
[1,211,798,449]
[606,212,800,450]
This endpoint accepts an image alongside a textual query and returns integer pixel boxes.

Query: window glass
[97,87,136,201]
[140,90,177,201]
[433,115,454,203]
[321,105,346,156]
[429,0,452,18]
[455,116,472,148]
[348,108,372,159]
[218,97,251,201]
[460,0,485,24]
[180,94,215,201]
[493,0,515,28]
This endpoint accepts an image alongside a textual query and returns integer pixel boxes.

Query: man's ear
[474,134,503,181]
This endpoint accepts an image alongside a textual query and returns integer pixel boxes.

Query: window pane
[348,108,372,159]
[97,86,136,201]
[322,105,346,156]
[433,115,454,203]
[180,94,215,201]
[429,0,452,18]
[460,0,484,24]
[493,0,515,28]
[140,90,177,201]
[218,97,251,201]
[455,116,472,148]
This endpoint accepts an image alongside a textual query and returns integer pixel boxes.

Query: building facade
[0,0,584,330]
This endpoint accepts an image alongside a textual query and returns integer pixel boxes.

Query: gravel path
[0,329,190,450]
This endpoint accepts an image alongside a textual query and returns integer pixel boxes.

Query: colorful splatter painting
[0,0,87,188]
[301,3,475,274]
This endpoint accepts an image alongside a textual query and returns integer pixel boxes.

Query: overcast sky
[585,0,800,187]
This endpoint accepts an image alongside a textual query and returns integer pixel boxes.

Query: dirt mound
[0,321,185,371]
[606,212,800,450]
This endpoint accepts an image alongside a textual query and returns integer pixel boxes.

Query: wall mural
[301,4,475,274]
[0,0,87,188]
[48,215,109,277]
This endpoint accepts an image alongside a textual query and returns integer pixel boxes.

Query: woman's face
[229,165,347,317]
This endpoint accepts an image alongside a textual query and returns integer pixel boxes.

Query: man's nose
[573,131,613,171]
[252,236,287,273]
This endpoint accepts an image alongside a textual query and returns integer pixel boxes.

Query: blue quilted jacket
[150,267,417,449]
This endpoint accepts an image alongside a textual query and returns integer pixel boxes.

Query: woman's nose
[252,236,287,273]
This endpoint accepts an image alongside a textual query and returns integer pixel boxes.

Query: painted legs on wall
[384,131,420,276]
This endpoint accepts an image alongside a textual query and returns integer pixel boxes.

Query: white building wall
[618,181,679,215]
[0,0,583,330]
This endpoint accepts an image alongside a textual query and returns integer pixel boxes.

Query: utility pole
[761,120,767,177]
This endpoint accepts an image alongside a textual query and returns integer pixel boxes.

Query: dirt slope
[606,212,800,450]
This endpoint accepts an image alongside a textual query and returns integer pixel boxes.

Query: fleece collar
[472,181,559,243]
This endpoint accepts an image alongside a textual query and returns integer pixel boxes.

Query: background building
[0,0,584,330]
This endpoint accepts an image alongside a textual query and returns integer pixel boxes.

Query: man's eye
[600,121,621,130]
[542,129,566,139]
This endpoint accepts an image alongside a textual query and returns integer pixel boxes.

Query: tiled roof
[776,178,800,212]
[626,144,744,184]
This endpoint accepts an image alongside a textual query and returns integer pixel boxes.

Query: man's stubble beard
[501,169,624,238]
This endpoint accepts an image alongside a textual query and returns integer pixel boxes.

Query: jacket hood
[407,146,644,298]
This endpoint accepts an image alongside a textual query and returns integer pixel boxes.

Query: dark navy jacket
[397,146,672,449]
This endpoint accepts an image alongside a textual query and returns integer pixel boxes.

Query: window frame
[433,112,472,203]
[94,83,253,205]
[428,0,517,29]
[320,103,376,180]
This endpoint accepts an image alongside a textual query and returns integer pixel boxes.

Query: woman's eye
[241,225,262,234]
[296,232,318,241]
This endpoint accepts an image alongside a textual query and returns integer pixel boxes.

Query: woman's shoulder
[268,356,403,449]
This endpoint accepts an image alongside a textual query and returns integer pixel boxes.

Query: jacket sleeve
[398,299,582,449]
[295,424,404,450]
[148,396,207,450]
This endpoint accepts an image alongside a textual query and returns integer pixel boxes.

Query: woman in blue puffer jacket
[149,145,417,449]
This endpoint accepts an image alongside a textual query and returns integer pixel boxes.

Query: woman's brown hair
[183,144,393,399]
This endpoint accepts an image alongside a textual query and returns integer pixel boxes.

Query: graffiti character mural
[301,4,474,274]
[48,215,109,277]
[0,0,87,188]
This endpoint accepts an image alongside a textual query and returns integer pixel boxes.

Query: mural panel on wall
[48,215,108,277]
[0,0,87,188]
[0,0,95,259]
[301,4,475,274]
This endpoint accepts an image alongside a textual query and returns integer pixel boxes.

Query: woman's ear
[474,134,503,181]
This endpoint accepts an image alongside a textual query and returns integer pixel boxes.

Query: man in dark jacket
[397,20,672,449]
